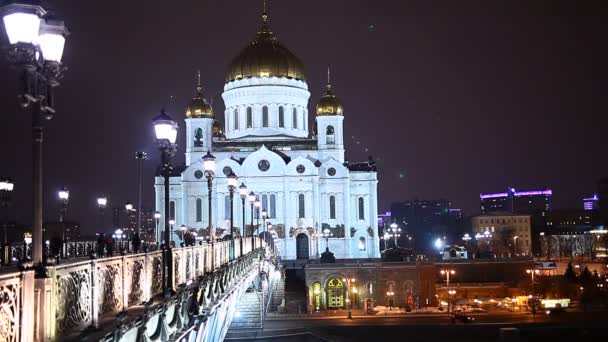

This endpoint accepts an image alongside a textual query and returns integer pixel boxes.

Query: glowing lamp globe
[1,2,45,45]
[0,179,15,191]
[153,109,178,144]
[37,17,68,62]
[58,187,69,201]
[202,151,216,173]
[97,197,107,207]
[248,191,256,203]
[227,171,238,188]
[239,183,247,197]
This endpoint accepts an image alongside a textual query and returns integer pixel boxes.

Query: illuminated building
[480,187,552,214]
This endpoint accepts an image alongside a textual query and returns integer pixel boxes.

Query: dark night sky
[0,0,606,235]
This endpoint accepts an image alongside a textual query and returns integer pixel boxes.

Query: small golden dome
[186,71,214,118]
[226,12,305,82]
[212,119,224,138]
[316,85,343,116]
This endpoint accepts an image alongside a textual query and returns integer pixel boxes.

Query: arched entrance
[296,233,309,259]
[326,278,345,309]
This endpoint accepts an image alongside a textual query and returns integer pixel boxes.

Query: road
[225,311,608,341]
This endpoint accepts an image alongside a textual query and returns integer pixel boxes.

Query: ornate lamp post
[1,178,14,265]
[202,151,216,242]
[135,151,147,239]
[388,222,401,248]
[153,109,178,293]
[1,2,69,266]
[254,195,261,238]
[227,170,238,261]
[154,211,161,245]
[526,268,540,315]
[343,277,356,319]
[58,187,69,258]
[440,268,455,312]
[248,191,256,248]
[262,209,267,247]
[97,196,107,231]
[323,228,332,251]
[239,183,247,254]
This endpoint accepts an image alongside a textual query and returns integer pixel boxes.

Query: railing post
[122,255,129,311]
[91,258,100,329]
[21,269,35,342]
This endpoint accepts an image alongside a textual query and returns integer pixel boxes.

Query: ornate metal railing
[0,237,263,341]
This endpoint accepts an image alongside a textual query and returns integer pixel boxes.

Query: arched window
[326,125,335,144]
[293,108,298,129]
[329,196,336,219]
[262,106,269,127]
[359,237,366,251]
[233,109,239,130]
[358,197,364,220]
[169,201,176,220]
[262,194,268,212]
[224,195,230,220]
[278,106,284,127]
[196,198,202,222]
[270,194,276,218]
[298,194,305,218]
[246,107,253,128]
[194,128,203,147]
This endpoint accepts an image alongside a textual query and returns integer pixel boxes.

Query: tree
[564,262,577,282]
[578,266,592,286]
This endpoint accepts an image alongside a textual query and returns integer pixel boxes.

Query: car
[450,312,475,324]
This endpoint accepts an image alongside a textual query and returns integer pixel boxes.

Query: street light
[154,211,161,245]
[57,187,69,258]
[1,2,69,266]
[227,170,238,261]
[97,196,107,232]
[386,291,395,310]
[124,202,134,240]
[1,178,14,265]
[202,151,216,243]
[526,268,540,315]
[388,222,401,248]
[239,183,247,255]
[135,151,148,240]
[254,195,261,238]
[440,268,456,312]
[448,289,456,313]
[513,236,519,256]
[248,191,256,249]
[154,108,178,293]
[342,277,356,319]
[323,228,332,251]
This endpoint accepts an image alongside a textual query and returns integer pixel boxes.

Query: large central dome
[226,14,305,82]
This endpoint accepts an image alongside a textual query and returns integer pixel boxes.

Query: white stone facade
[155,46,379,262]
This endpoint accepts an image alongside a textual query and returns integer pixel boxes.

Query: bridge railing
[0,236,263,341]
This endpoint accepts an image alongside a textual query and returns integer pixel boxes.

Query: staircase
[269,274,285,312]
[228,287,262,330]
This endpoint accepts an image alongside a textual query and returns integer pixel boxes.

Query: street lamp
[153,109,178,293]
[386,291,395,310]
[388,222,401,248]
[97,196,107,232]
[154,211,161,245]
[254,195,261,238]
[239,183,247,254]
[262,208,268,247]
[202,151,216,242]
[1,178,15,265]
[526,268,540,315]
[57,187,69,258]
[513,236,519,256]
[448,289,456,313]
[124,202,134,240]
[323,228,332,251]
[343,277,356,319]
[440,268,455,312]
[1,1,69,266]
[227,170,238,261]
[248,191,256,248]
[135,151,148,240]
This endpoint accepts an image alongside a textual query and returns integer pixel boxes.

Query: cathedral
[154,9,379,260]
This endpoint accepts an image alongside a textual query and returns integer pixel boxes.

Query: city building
[155,10,379,260]
[389,199,451,254]
[583,194,599,211]
[471,213,532,256]
[305,262,436,312]
[480,188,552,214]
[539,209,600,260]
[42,221,80,241]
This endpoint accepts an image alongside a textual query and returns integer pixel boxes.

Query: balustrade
[0,236,263,341]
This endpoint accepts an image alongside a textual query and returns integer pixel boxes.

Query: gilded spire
[196,70,202,93]
[262,0,268,23]
[326,65,332,91]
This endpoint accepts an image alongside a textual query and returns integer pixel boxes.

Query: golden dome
[212,119,224,138]
[316,84,343,116]
[186,71,213,118]
[226,13,305,82]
